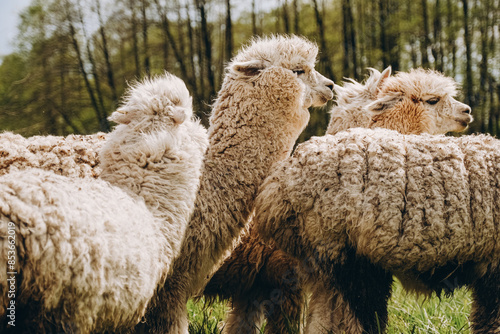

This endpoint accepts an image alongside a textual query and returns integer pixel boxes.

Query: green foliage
[0,0,498,138]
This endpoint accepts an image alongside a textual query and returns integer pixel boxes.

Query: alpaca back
[0,132,106,178]
[257,128,500,274]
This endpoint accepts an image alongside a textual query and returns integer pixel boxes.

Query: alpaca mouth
[310,94,331,107]
[456,118,472,130]
[456,115,473,128]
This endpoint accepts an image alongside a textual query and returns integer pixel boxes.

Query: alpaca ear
[172,107,188,125]
[230,59,268,77]
[366,66,391,97]
[109,109,132,124]
[367,91,403,114]
[379,66,392,82]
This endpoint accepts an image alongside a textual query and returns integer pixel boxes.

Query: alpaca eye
[426,98,440,105]
[292,69,306,75]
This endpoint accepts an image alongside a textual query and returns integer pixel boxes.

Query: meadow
[187,279,472,334]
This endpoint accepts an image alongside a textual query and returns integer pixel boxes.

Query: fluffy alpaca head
[110,73,192,131]
[327,67,391,135]
[100,72,208,189]
[228,35,334,108]
[368,68,473,134]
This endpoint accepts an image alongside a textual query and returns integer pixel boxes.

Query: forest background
[0,0,498,142]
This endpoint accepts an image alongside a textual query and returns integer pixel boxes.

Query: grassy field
[187,280,472,334]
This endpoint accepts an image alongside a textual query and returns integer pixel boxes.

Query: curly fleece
[0,73,208,333]
[256,127,500,333]
[0,132,106,178]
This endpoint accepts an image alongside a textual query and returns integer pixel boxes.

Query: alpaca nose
[462,105,472,114]
[325,80,334,91]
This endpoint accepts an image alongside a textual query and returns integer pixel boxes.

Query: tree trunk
[446,0,457,76]
[379,0,389,68]
[432,0,443,71]
[420,0,430,67]
[342,0,357,79]
[225,0,233,63]
[186,1,198,93]
[78,4,106,121]
[153,0,191,87]
[461,0,474,107]
[251,0,258,35]
[312,0,335,82]
[95,0,118,105]
[141,0,150,77]
[293,0,300,34]
[65,0,109,132]
[197,0,216,101]
[282,0,290,33]
[129,0,141,77]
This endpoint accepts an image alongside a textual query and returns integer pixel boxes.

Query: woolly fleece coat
[0,132,106,178]
[257,128,500,276]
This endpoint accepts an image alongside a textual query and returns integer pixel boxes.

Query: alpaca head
[367,68,473,135]
[334,66,392,108]
[228,35,334,108]
[326,67,391,135]
[109,73,193,132]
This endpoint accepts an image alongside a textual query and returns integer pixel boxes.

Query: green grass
[386,280,472,334]
[187,280,472,334]
[187,298,227,334]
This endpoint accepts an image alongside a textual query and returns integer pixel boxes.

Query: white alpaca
[255,128,500,334]
[0,73,208,333]
[203,67,473,334]
[134,35,334,333]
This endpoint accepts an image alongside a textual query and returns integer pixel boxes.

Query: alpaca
[255,127,500,334]
[134,35,334,334]
[326,66,392,135]
[0,132,106,178]
[204,68,473,333]
[0,73,208,333]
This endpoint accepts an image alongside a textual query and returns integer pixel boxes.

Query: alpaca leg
[260,252,303,333]
[318,250,393,334]
[305,282,363,334]
[135,275,189,334]
[263,286,303,334]
[223,296,264,334]
[471,269,500,334]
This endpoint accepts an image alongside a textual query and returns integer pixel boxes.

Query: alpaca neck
[98,127,200,224]
[370,105,429,135]
[183,103,307,294]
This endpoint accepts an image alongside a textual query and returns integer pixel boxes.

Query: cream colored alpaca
[134,35,334,334]
[326,66,392,134]
[328,67,472,135]
[305,68,474,333]
[204,68,473,334]
[256,128,500,334]
[0,74,208,332]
